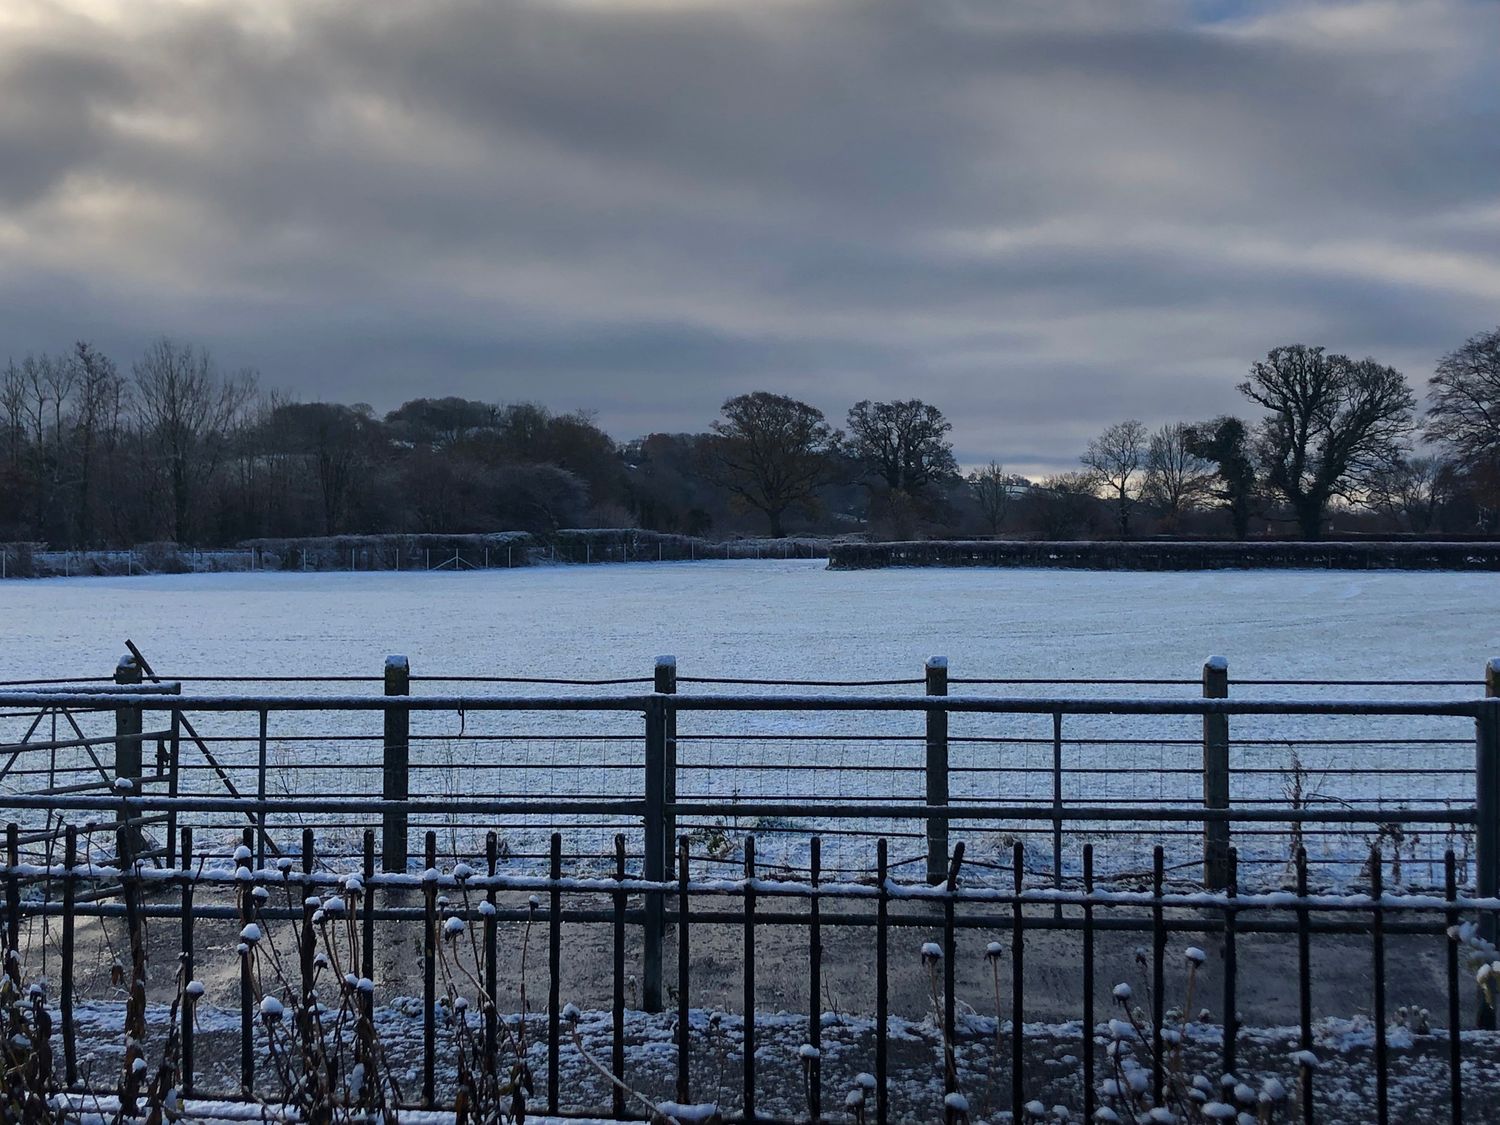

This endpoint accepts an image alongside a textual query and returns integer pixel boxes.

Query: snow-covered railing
[5,652,1499,1053]
[2,657,1495,893]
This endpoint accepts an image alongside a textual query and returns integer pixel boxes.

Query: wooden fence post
[114,653,143,785]
[643,691,668,1012]
[382,655,410,872]
[926,656,949,885]
[1203,656,1231,890]
[655,655,678,871]
[1478,657,1500,1029]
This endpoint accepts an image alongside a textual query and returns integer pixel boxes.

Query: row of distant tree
[2,329,1498,547]
[1064,333,1500,540]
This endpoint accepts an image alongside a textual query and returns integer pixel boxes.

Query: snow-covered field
[2,561,1495,883]
[3,559,1495,684]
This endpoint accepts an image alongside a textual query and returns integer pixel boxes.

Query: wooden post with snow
[642,663,671,1013]
[382,655,411,872]
[1202,656,1231,890]
[926,656,949,885]
[1478,656,1500,1028]
[112,653,145,850]
[113,653,144,785]
[655,655,678,875]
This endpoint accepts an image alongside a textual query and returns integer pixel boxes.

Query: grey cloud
[0,0,1496,474]
[0,46,135,203]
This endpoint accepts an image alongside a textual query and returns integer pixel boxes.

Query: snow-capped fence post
[1478,657,1500,1026]
[643,688,668,1012]
[382,655,410,872]
[113,652,144,789]
[926,656,949,885]
[1202,655,1231,889]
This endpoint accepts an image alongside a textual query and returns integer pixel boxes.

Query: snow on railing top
[0,690,1491,713]
[6,858,1498,913]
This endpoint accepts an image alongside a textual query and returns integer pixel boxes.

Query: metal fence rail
[2,654,1499,1121]
[1,653,1496,892]
[2,823,1497,1124]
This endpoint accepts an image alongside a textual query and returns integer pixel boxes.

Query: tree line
[3,330,1498,547]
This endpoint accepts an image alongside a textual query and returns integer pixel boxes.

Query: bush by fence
[829,539,1500,571]
[0,531,833,579]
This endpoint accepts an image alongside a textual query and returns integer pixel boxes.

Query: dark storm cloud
[1,0,1497,472]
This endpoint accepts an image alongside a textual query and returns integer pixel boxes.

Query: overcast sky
[2,1,1497,473]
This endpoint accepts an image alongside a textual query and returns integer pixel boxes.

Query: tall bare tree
[1142,422,1214,532]
[1082,419,1147,537]
[1239,344,1414,539]
[266,401,376,535]
[1,361,24,472]
[133,338,257,543]
[1366,454,1453,534]
[1426,326,1500,468]
[706,391,838,537]
[1024,471,1102,539]
[69,341,125,546]
[968,460,1016,535]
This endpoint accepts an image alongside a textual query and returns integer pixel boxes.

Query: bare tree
[265,401,377,535]
[1426,326,1500,467]
[1024,471,1101,539]
[967,460,1015,535]
[845,399,958,494]
[1,361,24,471]
[133,338,257,543]
[705,391,838,537]
[1239,344,1415,539]
[69,341,125,546]
[1082,419,1147,537]
[13,354,61,535]
[1142,423,1214,532]
[1365,454,1454,534]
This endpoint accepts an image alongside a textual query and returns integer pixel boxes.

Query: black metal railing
[3,822,1498,1124]
[2,654,1499,1122]
[2,657,1497,887]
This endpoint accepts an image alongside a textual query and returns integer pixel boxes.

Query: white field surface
[2,560,1496,884]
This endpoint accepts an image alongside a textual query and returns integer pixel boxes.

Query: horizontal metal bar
[678,677,926,687]
[0,795,648,815]
[0,729,174,755]
[11,864,1498,913]
[0,677,119,687]
[950,678,1199,686]
[0,692,652,710]
[412,675,654,685]
[1237,679,1479,687]
[666,801,1477,824]
[1,691,1490,715]
[162,674,382,682]
[8,897,1471,938]
[0,683,181,698]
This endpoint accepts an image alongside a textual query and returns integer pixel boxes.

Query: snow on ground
[2,559,1495,684]
[55,998,1500,1124]
[2,562,1496,884]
